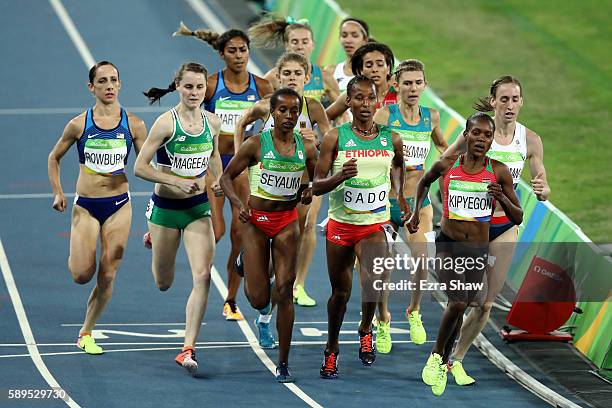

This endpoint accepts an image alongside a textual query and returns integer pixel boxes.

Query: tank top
[156,108,213,178]
[486,122,527,186]
[248,129,306,201]
[376,87,397,109]
[387,104,432,170]
[329,123,394,225]
[333,61,354,93]
[443,155,496,222]
[304,64,325,101]
[262,96,313,131]
[77,108,132,176]
[204,71,261,136]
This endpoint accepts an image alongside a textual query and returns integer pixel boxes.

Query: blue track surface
[0,1,553,407]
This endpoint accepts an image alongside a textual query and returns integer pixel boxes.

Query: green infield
[337,0,611,242]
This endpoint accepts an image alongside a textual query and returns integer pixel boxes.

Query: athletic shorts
[146,193,210,230]
[74,192,130,225]
[250,208,298,238]
[221,154,233,170]
[326,219,389,247]
[489,220,516,242]
[389,195,431,227]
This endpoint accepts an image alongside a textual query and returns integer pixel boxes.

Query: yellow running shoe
[406,310,427,345]
[223,301,244,321]
[431,361,448,396]
[375,319,392,354]
[422,353,443,385]
[76,335,103,355]
[293,284,316,307]
[450,361,476,385]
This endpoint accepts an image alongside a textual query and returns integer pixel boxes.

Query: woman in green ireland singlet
[235,52,331,313]
[173,22,274,321]
[136,63,223,376]
[249,16,340,104]
[372,59,448,353]
[408,112,522,396]
[48,61,147,355]
[221,88,318,383]
[314,76,409,379]
[442,76,550,386]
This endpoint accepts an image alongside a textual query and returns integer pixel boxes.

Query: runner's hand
[531,172,548,200]
[301,185,313,205]
[406,212,420,234]
[211,179,224,197]
[398,196,411,225]
[175,178,200,194]
[238,203,251,223]
[52,193,67,212]
[487,182,505,201]
[341,158,358,180]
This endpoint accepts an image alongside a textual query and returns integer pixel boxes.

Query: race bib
[215,100,254,134]
[171,142,212,178]
[343,174,389,213]
[84,139,127,175]
[448,180,493,221]
[257,160,304,200]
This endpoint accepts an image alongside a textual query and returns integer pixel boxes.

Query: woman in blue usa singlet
[47,61,147,355]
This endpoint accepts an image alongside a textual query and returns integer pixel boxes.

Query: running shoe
[358,330,376,366]
[431,361,448,396]
[235,251,244,277]
[320,351,339,379]
[76,335,103,355]
[223,301,244,321]
[255,317,277,349]
[143,231,152,249]
[275,362,295,383]
[376,318,392,354]
[449,361,475,385]
[406,310,427,345]
[422,352,443,385]
[293,284,316,307]
[175,348,198,376]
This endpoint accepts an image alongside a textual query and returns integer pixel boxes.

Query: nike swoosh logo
[115,198,128,206]
[87,133,99,139]
[218,96,231,102]
[449,175,461,179]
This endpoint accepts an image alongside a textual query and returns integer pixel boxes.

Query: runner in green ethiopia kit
[373,59,448,353]
[442,76,550,386]
[221,88,318,383]
[314,76,409,379]
[407,112,522,396]
[136,63,223,376]
[48,61,147,356]
[236,52,332,313]
[173,22,274,321]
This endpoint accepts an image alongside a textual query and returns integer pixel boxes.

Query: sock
[182,345,194,352]
[79,332,90,338]
[258,313,272,324]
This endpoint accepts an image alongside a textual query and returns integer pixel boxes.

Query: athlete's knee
[192,269,211,288]
[69,262,96,285]
[250,295,271,311]
[97,273,116,292]
[448,300,468,315]
[330,287,351,305]
[156,281,172,291]
[476,301,494,316]
[275,281,294,305]
[229,222,242,245]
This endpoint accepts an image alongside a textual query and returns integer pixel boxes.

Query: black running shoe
[359,330,376,366]
[275,362,295,383]
[320,351,339,379]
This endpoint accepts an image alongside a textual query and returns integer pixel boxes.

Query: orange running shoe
[175,348,198,376]
[222,301,244,321]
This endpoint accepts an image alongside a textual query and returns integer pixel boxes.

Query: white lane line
[48,0,95,68]
[60,322,203,327]
[186,0,263,76]
[210,266,323,408]
[0,192,151,200]
[0,106,168,115]
[0,237,80,407]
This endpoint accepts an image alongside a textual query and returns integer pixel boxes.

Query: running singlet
[486,122,527,186]
[376,87,397,110]
[329,123,394,225]
[304,64,325,101]
[387,104,432,170]
[204,71,261,135]
[333,61,353,93]
[77,108,133,176]
[156,108,213,178]
[262,96,313,131]
[248,129,306,201]
[443,155,496,222]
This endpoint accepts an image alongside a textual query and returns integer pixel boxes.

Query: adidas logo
[344,139,357,148]
[392,120,401,126]
[331,235,342,241]
[257,215,269,222]
[264,151,276,159]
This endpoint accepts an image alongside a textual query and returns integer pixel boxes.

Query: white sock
[258,313,272,324]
